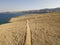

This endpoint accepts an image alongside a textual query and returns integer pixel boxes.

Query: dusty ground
[0,12,60,45]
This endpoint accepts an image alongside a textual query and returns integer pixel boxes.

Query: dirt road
[25,20,31,45]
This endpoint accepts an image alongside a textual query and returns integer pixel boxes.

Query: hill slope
[0,7,60,24]
[0,12,60,45]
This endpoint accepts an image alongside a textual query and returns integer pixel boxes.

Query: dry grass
[0,21,26,45]
[29,15,60,45]
[0,12,60,45]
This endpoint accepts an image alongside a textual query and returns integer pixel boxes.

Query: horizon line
[0,7,60,13]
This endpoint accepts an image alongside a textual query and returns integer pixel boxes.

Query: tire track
[25,20,31,45]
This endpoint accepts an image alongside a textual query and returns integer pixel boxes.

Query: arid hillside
[0,12,60,45]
